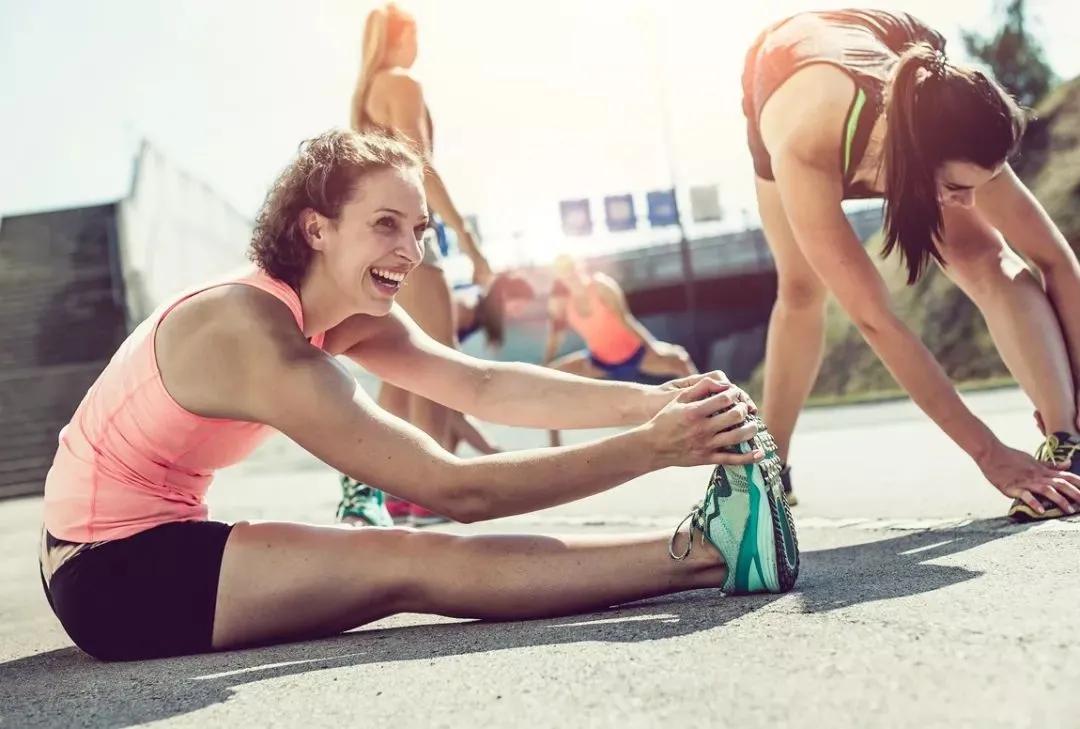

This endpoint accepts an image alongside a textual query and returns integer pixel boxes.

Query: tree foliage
[962,0,1055,107]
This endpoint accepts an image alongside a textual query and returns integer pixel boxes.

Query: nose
[399,230,424,266]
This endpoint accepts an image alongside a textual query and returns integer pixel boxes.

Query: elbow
[433,474,491,524]
[1039,255,1080,284]
[440,487,489,524]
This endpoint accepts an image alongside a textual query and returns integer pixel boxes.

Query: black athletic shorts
[40,520,235,661]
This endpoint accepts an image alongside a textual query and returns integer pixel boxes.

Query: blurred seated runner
[39,129,799,662]
[544,254,699,446]
[337,273,536,527]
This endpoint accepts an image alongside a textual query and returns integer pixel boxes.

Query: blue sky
[2,0,1078,249]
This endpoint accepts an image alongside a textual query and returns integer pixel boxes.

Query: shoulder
[167,284,310,364]
[591,273,625,302]
[592,272,621,291]
[155,284,318,420]
[760,64,857,167]
[375,69,423,98]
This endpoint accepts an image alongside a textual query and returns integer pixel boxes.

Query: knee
[369,528,463,610]
[776,277,827,311]
[667,346,694,370]
[947,248,1028,297]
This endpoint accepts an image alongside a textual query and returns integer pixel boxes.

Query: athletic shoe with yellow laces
[1007,432,1080,522]
[669,415,800,594]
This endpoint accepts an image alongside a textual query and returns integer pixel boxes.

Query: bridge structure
[481,206,884,377]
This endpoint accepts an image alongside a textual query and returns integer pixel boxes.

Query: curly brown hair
[249,128,425,288]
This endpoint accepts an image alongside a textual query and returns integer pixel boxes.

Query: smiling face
[935,159,1004,209]
[303,165,427,316]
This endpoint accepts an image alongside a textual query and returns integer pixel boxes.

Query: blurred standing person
[742,9,1080,516]
[336,2,495,526]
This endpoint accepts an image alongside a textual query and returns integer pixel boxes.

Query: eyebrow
[376,207,429,224]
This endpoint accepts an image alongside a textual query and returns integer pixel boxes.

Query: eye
[376,216,398,231]
[413,223,428,239]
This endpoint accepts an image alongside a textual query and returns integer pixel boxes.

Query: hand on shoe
[643,377,764,468]
[657,371,758,414]
[978,442,1080,516]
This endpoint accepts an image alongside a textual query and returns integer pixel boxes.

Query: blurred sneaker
[669,416,800,594]
[336,476,393,527]
[1008,432,1080,522]
[780,463,798,506]
[385,495,414,525]
[408,504,452,527]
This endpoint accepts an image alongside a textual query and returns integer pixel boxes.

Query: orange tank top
[42,268,326,542]
[565,282,643,365]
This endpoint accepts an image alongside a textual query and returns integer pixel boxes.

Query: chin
[363,295,395,316]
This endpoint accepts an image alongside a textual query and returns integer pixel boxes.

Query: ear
[299,208,325,251]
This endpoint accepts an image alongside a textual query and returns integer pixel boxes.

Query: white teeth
[371,268,406,283]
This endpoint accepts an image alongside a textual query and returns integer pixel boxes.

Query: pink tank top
[566,283,643,365]
[43,268,326,543]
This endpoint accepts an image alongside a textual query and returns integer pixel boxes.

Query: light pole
[645,3,702,366]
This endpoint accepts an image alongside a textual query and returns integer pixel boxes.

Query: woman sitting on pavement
[39,129,799,662]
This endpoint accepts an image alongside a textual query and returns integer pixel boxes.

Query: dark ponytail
[476,274,535,350]
[883,42,1027,283]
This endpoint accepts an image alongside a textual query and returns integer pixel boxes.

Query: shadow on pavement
[0,517,1032,728]
[794,517,1033,613]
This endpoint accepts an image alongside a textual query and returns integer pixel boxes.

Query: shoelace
[668,503,704,560]
[1035,434,1080,467]
[339,481,381,512]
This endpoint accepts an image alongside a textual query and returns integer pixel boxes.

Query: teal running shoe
[669,415,800,594]
[336,476,394,527]
[1007,432,1080,522]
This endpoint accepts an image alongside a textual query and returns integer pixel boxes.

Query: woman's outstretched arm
[976,165,1080,410]
[324,304,742,430]
[213,292,761,523]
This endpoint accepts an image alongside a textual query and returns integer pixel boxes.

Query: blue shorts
[590,345,648,382]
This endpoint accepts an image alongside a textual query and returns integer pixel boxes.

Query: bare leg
[756,178,828,462]
[545,350,606,447]
[396,264,457,449]
[939,207,1078,435]
[212,521,724,650]
[639,342,698,378]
